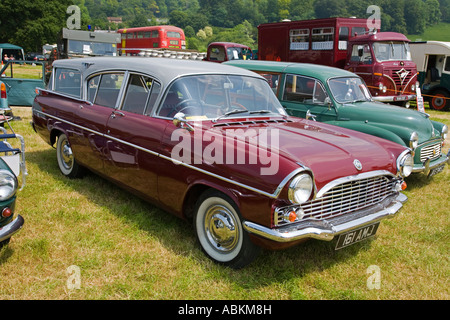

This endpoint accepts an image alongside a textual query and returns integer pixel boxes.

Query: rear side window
[92,73,124,108]
[121,74,161,115]
[54,68,82,98]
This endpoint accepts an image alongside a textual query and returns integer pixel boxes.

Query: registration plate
[428,164,445,178]
[335,223,380,250]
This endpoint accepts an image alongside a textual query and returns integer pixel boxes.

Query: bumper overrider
[412,152,450,175]
[0,215,24,243]
[243,193,407,243]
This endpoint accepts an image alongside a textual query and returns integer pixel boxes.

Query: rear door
[104,73,164,200]
[71,72,126,174]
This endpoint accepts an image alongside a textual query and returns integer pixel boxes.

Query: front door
[280,73,337,122]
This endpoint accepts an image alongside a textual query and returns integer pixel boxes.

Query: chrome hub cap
[204,205,238,252]
[61,141,74,170]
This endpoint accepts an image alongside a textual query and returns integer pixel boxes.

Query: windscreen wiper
[213,109,249,122]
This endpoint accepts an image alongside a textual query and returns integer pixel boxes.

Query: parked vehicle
[32,56,411,268]
[0,60,46,106]
[0,43,25,63]
[131,40,253,63]
[410,41,450,111]
[0,112,26,247]
[204,42,253,62]
[118,25,186,55]
[25,52,47,61]
[257,18,418,105]
[225,60,449,177]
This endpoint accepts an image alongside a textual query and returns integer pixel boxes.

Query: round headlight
[441,124,448,140]
[409,131,419,150]
[288,174,313,204]
[0,170,17,201]
[398,152,414,177]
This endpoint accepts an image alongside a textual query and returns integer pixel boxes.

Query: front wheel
[194,190,261,269]
[56,133,85,178]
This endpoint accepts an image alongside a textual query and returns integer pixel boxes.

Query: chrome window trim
[34,109,305,199]
[37,88,93,106]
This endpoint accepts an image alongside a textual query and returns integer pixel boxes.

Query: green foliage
[0,0,72,52]
[0,0,448,54]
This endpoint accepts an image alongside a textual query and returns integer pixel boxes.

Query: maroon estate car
[32,57,412,268]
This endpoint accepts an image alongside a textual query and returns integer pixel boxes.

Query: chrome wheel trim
[196,196,243,263]
[57,135,74,175]
[204,204,239,253]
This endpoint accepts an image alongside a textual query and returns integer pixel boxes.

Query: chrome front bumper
[0,215,24,243]
[412,153,449,174]
[243,193,407,243]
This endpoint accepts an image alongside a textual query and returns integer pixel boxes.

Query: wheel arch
[181,182,241,222]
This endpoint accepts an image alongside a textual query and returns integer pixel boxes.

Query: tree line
[0,0,449,53]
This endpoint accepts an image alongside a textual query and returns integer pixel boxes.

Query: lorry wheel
[56,133,85,178]
[430,90,450,111]
[193,189,261,269]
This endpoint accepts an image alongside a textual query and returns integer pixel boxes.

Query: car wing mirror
[324,97,332,110]
[173,112,194,132]
[306,110,317,121]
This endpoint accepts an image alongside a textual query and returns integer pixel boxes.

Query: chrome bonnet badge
[353,159,362,171]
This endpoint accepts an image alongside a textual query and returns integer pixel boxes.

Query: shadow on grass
[25,148,392,288]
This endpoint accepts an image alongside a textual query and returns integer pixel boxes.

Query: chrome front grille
[420,142,442,162]
[276,175,397,227]
[392,68,413,91]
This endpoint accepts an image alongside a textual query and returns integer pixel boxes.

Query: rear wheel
[429,90,450,111]
[56,133,85,178]
[194,190,261,269]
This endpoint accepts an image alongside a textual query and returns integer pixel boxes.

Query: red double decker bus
[117,25,186,55]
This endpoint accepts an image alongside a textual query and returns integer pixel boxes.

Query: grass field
[408,22,450,41]
[0,106,448,301]
[1,63,45,80]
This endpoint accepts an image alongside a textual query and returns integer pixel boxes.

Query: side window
[283,74,314,103]
[350,44,372,64]
[87,75,100,102]
[145,81,160,115]
[121,74,158,115]
[444,57,450,73]
[338,27,349,50]
[312,81,329,105]
[93,73,124,108]
[257,72,281,94]
[54,68,82,98]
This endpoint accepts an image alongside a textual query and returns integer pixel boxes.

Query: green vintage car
[224,60,449,178]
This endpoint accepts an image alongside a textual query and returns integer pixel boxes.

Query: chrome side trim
[243,193,407,243]
[37,88,93,106]
[35,110,304,199]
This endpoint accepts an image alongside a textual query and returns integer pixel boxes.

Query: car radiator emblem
[353,159,362,171]
[396,68,410,86]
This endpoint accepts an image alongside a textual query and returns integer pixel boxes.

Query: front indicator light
[1,207,12,218]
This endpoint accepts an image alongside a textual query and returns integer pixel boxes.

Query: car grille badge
[353,159,362,171]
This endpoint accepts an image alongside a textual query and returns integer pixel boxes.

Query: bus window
[312,28,334,50]
[290,29,309,50]
[338,27,349,50]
